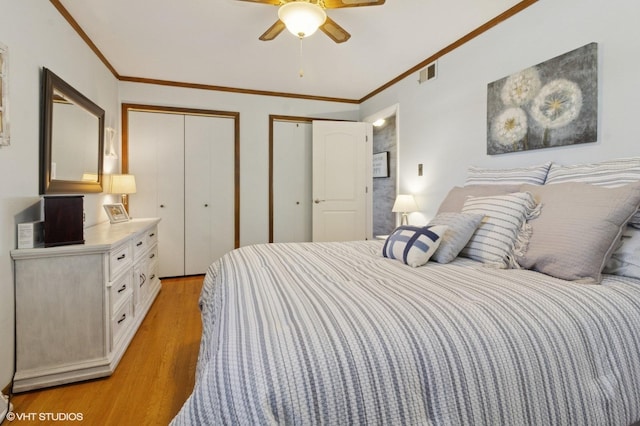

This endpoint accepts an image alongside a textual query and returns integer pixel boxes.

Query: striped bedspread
[171,241,640,425]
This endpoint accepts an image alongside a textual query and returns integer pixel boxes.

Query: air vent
[418,62,437,84]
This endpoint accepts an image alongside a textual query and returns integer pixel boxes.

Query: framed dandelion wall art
[486,42,597,155]
[0,42,8,147]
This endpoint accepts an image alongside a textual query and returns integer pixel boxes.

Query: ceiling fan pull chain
[299,37,304,77]
[299,36,304,78]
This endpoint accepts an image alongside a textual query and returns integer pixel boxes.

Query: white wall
[360,0,640,225]
[0,1,120,389]
[118,82,359,246]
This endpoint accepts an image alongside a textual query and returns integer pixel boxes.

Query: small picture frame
[373,151,390,178]
[103,203,129,223]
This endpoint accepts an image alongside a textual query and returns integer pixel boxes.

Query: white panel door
[128,111,185,278]
[273,121,312,243]
[312,121,372,242]
[184,115,236,275]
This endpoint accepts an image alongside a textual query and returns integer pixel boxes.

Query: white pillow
[460,192,540,268]
[465,162,551,186]
[604,226,640,280]
[382,225,448,267]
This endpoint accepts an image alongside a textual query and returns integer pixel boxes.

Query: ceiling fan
[238,0,385,43]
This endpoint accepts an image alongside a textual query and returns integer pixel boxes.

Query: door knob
[160,204,165,208]
[314,199,325,204]
[204,203,209,207]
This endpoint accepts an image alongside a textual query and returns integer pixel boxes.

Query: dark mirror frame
[40,67,105,194]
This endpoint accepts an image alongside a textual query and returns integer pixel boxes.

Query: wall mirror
[41,67,104,194]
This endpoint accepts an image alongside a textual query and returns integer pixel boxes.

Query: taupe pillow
[545,157,640,226]
[437,184,521,214]
[516,182,640,283]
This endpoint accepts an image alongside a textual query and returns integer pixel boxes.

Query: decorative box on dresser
[10,218,161,392]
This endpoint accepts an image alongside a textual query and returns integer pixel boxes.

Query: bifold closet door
[184,115,235,275]
[127,112,185,278]
[273,120,312,243]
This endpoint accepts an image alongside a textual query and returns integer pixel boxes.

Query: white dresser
[10,218,161,392]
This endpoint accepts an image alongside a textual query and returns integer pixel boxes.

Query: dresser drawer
[146,245,158,266]
[109,243,132,280]
[132,233,147,260]
[148,258,159,288]
[133,226,159,260]
[110,272,133,313]
[146,226,158,248]
[112,295,133,346]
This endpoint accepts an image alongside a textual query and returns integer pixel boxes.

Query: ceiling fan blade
[320,16,351,43]
[259,19,286,41]
[236,0,281,5]
[322,0,385,8]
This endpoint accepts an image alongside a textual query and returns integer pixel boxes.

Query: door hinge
[365,186,368,193]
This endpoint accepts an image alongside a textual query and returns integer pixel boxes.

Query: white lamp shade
[278,2,327,38]
[109,174,137,194]
[392,194,418,213]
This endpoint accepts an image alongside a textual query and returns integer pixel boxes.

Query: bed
[172,158,640,425]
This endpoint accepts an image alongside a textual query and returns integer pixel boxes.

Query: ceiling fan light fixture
[278,2,327,38]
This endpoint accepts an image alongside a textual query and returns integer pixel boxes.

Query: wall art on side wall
[373,151,390,178]
[0,42,8,147]
[487,42,597,155]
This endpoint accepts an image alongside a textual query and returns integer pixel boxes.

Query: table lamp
[109,174,137,213]
[392,194,418,225]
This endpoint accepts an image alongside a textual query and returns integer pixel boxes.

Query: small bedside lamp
[109,174,137,213]
[392,194,418,226]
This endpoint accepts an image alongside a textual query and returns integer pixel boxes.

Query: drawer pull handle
[150,274,156,280]
[140,273,147,287]
[117,313,127,324]
[149,253,155,259]
[117,254,126,261]
[136,241,143,247]
[117,285,127,293]
[149,233,155,237]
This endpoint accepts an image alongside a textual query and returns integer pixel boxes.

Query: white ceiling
[58,0,523,101]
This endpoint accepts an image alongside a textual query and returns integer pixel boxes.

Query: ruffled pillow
[460,192,540,268]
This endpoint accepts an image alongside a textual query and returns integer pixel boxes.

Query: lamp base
[121,194,129,214]
[401,213,409,226]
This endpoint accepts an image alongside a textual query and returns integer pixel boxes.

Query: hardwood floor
[6,276,203,425]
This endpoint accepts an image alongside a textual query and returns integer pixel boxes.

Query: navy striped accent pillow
[382,225,447,267]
